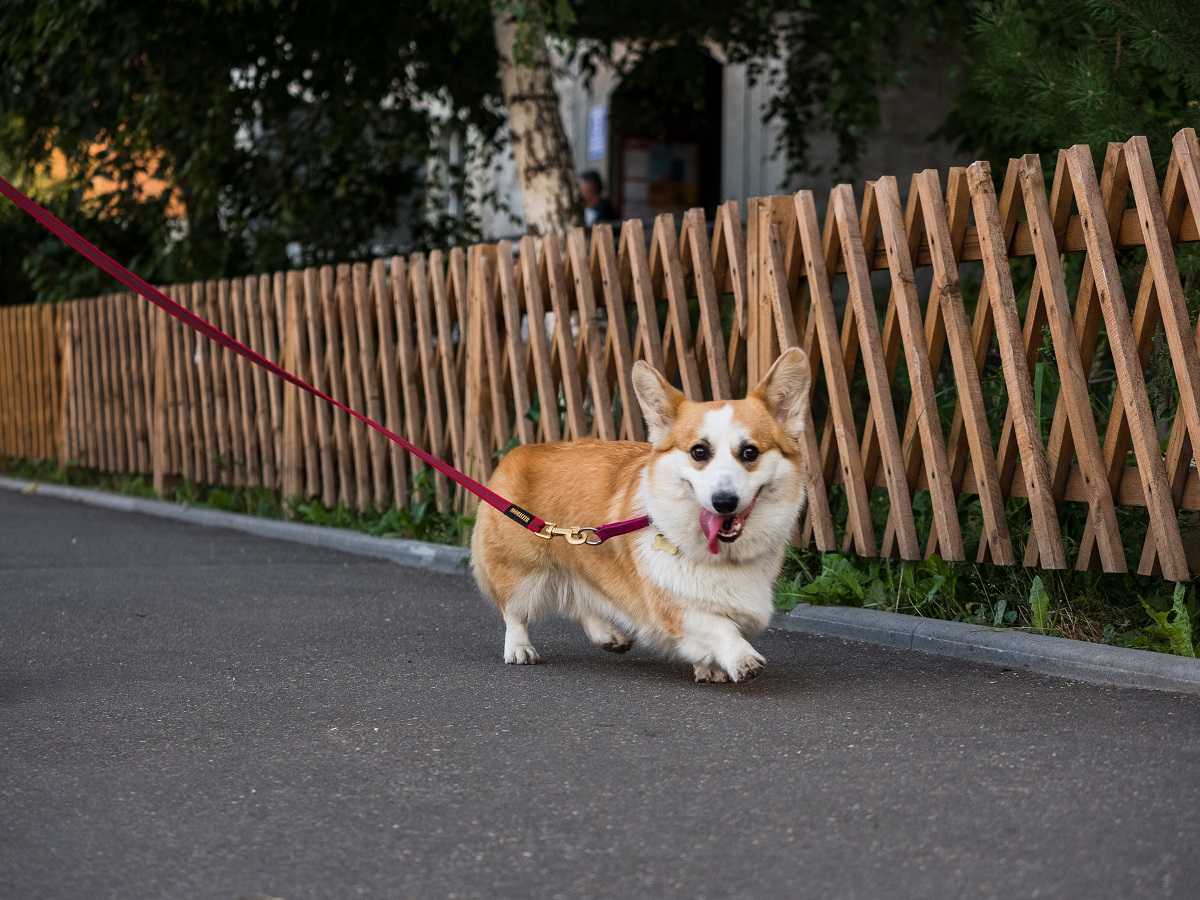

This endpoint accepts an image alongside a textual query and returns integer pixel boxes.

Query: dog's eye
[741,445,760,463]
[690,444,709,462]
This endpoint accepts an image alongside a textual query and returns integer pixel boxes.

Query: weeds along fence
[3,128,1200,579]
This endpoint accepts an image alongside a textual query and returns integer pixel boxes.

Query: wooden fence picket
[590,225,643,442]
[390,255,430,487]
[231,278,260,488]
[409,253,451,510]
[462,248,492,501]
[372,257,409,510]
[351,262,388,510]
[684,208,732,402]
[267,274,286,487]
[1020,154,1126,571]
[517,236,561,445]
[315,267,347,506]
[429,251,467,485]
[246,276,277,491]
[495,241,537,447]
[791,191,877,556]
[872,175,963,561]
[966,162,1067,569]
[1061,142,1184,580]
[280,273,304,508]
[1144,130,1200,572]
[475,249,514,456]
[650,215,703,400]
[168,287,190,481]
[913,170,1014,565]
[297,269,333,507]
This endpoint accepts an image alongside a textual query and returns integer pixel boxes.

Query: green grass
[774,545,1196,657]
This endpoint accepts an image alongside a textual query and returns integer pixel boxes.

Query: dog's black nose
[712,492,739,515]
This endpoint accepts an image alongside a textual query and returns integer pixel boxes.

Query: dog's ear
[751,347,810,444]
[632,360,684,444]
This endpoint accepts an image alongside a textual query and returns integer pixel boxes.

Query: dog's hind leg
[580,614,634,654]
[498,571,559,665]
[503,612,541,665]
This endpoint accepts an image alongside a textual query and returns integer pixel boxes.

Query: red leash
[0,174,650,544]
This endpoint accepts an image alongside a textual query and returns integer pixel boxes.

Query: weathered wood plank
[1120,133,1200,578]
[352,262,389,510]
[967,161,1066,568]
[245,276,277,491]
[430,250,467,477]
[1022,154,1125,569]
[833,184,921,559]
[297,269,335,507]
[794,191,876,556]
[409,253,451,509]
[873,176,964,561]
[318,266,353,507]
[496,242,537,446]
[913,170,1015,564]
[519,237,562,444]
[592,224,644,442]
[567,229,616,440]
[372,257,408,509]
[765,219,837,551]
[336,263,372,510]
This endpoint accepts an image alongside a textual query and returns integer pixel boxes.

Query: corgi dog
[471,348,811,683]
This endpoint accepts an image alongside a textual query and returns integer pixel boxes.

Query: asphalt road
[3,489,1200,899]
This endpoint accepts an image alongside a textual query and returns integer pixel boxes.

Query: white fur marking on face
[681,406,753,512]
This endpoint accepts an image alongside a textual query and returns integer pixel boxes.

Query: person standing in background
[578,170,620,226]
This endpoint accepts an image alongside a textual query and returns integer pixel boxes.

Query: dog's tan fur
[471,348,811,682]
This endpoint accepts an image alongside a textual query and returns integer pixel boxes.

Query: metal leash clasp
[535,522,603,546]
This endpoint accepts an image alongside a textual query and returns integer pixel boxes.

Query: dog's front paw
[504,644,542,665]
[693,663,730,683]
[731,650,766,682]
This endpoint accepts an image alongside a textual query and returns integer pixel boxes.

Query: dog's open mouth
[698,495,758,555]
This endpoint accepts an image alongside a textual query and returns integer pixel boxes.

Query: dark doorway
[609,46,723,224]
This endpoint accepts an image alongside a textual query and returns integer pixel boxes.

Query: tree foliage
[946,0,1200,171]
[0,0,501,302]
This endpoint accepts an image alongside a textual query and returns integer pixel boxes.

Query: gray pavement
[3,489,1200,899]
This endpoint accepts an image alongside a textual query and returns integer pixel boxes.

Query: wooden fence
[3,128,1200,580]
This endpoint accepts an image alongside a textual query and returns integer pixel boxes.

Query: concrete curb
[6,475,1199,695]
[775,603,1200,695]
[0,476,471,576]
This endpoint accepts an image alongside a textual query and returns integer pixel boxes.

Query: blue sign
[587,104,607,161]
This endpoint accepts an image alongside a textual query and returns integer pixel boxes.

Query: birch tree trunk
[492,10,583,237]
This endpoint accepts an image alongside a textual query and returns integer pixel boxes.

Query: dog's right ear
[632,360,684,444]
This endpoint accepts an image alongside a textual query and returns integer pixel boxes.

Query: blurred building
[470,46,963,241]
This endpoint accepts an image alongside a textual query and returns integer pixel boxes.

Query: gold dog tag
[652,533,678,555]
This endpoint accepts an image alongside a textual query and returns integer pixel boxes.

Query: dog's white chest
[635,534,777,629]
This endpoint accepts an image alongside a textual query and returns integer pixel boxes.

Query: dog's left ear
[751,347,810,443]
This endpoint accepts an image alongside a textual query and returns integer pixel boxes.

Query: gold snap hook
[534,522,601,546]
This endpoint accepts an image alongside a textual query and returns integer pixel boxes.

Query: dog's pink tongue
[699,509,723,555]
